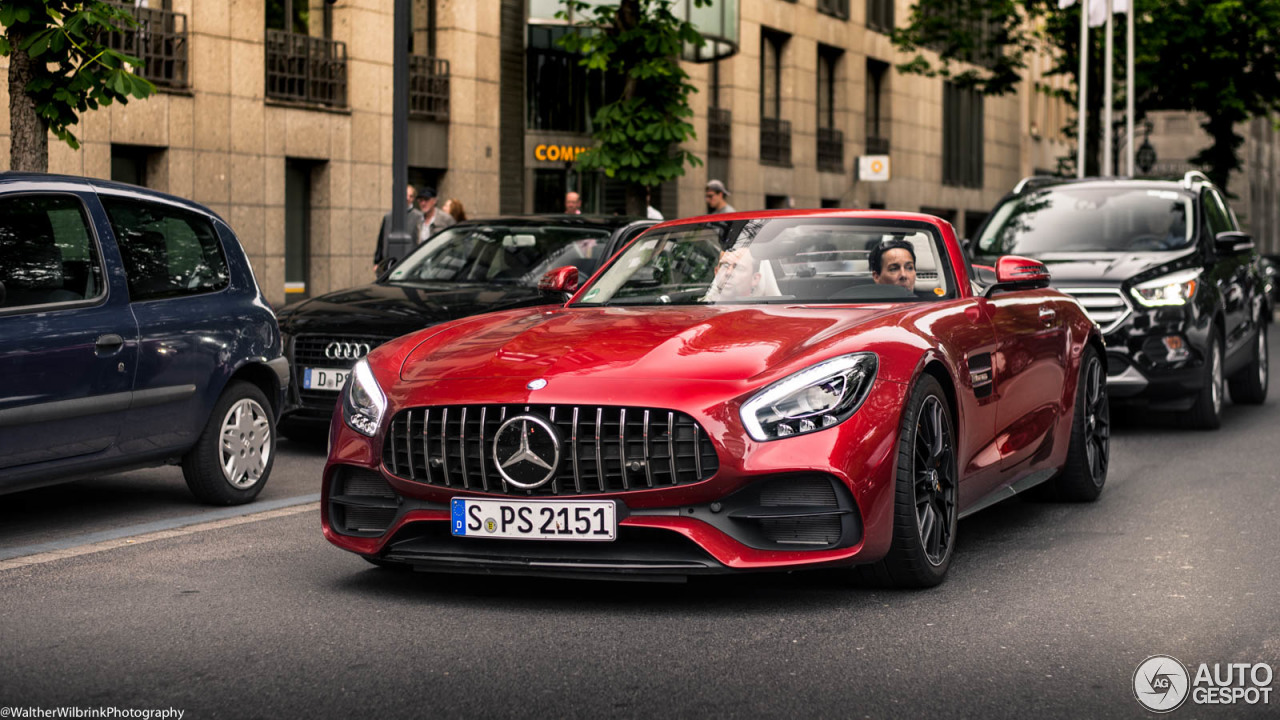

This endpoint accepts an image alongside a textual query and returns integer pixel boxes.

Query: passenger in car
[710,247,760,300]
[870,238,917,292]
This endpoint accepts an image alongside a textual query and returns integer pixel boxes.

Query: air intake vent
[329,466,400,536]
[383,404,719,496]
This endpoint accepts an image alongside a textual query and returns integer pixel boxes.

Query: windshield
[977,186,1196,255]
[573,218,954,306]
[386,224,612,285]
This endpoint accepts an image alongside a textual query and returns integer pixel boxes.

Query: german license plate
[450,498,617,541]
[303,367,350,391]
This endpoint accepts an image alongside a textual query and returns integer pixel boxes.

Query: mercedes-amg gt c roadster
[322,210,1109,587]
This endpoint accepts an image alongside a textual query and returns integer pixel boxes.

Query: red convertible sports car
[322,210,1109,587]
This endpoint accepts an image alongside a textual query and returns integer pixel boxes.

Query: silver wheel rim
[219,398,272,489]
[1211,341,1223,416]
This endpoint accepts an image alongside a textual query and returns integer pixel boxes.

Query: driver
[710,247,760,300]
[870,238,917,292]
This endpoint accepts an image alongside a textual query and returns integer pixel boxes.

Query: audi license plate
[303,367,350,391]
[451,498,616,541]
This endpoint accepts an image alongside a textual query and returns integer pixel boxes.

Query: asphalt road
[1,330,1278,719]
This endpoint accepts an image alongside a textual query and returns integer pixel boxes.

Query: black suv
[275,215,655,436]
[972,171,1270,429]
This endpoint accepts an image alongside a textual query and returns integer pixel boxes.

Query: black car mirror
[625,266,662,287]
[1214,231,1254,256]
[375,256,398,279]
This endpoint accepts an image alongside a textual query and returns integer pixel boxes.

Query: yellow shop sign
[534,144,592,162]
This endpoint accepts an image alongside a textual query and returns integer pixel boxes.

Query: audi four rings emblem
[325,342,371,360]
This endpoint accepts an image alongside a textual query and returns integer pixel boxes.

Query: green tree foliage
[892,0,1280,191]
[2,1,156,172]
[557,0,708,216]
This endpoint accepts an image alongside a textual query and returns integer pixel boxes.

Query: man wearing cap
[705,179,736,214]
[416,186,454,242]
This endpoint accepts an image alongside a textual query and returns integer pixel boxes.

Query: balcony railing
[760,117,791,166]
[107,2,189,88]
[708,107,732,158]
[818,0,850,20]
[865,135,891,155]
[265,29,348,108]
[409,55,450,122]
[817,127,844,172]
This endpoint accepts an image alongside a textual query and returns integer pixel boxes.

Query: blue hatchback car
[0,173,288,504]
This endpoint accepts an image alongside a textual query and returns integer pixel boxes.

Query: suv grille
[383,404,719,496]
[1059,288,1132,334]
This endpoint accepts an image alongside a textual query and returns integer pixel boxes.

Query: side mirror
[625,265,662,287]
[538,265,579,294]
[985,255,1050,297]
[1214,231,1254,256]
[375,256,398,279]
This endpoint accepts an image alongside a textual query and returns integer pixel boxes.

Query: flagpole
[1102,0,1114,177]
[1126,0,1135,176]
[1077,0,1088,178]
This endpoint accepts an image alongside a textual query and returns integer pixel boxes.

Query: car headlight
[741,353,878,441]
[1130,268,1201,307]
[342,358,387,437]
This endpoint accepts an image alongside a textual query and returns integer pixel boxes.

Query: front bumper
[321,377,909,577]
[1096,302,1212,405]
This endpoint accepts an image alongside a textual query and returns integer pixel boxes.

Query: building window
[867,0,894,34]
[865,59,890,155]
[942,81,984,189]
[527,25,607,133]
[760,28,791,167]
[766,194,791,210]
[265,0,347,108]
[821,198,842,208]
[106,0,188,88]
[707,59,731,185]
[111,144,166,190]
[818,0,850,21]
[817,45,843,173]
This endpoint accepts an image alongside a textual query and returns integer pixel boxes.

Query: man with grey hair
[705,179,736,214]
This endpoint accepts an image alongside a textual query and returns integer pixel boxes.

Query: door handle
[1038,307,1056,326]
[95,334,125,354]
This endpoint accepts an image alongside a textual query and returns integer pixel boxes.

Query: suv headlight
[1130,268,1201,307]
[342,359,387,437]
[741,353,878,441]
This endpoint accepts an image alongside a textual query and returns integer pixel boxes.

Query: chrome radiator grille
[292,334,391,369]
[383,404,719,496]
[1059,288,1132,333]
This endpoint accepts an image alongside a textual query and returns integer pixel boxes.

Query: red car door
[984,289,1070,476]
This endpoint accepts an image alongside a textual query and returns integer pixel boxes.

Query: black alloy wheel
[856,375,957,588]
[1228,316,1269,405]
[1185,329,1224,430]
[914,394,957,566]
[1038,345,1109,502]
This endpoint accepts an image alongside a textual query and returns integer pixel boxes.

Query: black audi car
[275,215,655,436]
[971,171,1270,429]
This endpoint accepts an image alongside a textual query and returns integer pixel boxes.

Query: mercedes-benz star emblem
[492,414,562,489]
[324,341,372,361]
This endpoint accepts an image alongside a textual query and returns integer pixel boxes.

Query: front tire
[1184,329,1224,430]
[1039,345,1109,501]
[857,375,957,588]
[182,381,276,505]
[1227,317,1269,405]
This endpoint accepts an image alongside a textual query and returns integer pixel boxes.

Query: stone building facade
[1,0,1080,307]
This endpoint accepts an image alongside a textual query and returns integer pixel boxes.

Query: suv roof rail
[1182,170,1212,189]
[1012,175,1061,194]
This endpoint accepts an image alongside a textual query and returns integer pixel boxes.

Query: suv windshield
[386,224,612,285]
[977,186,1195,255]
[573,218,953,306]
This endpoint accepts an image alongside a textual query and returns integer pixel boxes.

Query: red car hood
[400,305,906,384]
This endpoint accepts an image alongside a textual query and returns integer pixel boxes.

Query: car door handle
[1038,307,1056,326]
[95,334,125,354]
